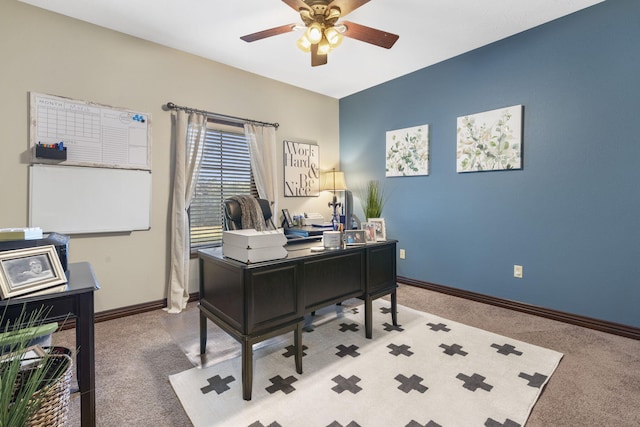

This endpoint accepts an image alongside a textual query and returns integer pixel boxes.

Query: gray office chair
[223,196,276,231]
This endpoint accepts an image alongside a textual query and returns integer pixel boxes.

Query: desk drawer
[248,264,301,333]
[303,251,364,310]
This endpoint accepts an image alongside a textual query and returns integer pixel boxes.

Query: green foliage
[358,180,387,219]
[0,306,65,427]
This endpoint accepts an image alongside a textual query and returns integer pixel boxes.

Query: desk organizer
[36,145,67,160]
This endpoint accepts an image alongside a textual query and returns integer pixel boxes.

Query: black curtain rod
[165,102,279,129]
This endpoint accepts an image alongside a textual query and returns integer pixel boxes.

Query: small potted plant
[359,179,387,219]
[0,307,71,427]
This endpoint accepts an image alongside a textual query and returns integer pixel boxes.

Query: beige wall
[0,1,340,312]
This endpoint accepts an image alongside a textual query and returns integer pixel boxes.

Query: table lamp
[319,168,347,230]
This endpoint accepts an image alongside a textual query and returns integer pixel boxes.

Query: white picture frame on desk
[362,223,377,243]
[345,230,366,245]
[367,218,386,241]
[0,246,67,299]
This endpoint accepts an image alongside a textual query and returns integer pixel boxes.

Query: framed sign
[283,140,319,197]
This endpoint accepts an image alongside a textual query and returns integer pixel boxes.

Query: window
[189,123,257,251]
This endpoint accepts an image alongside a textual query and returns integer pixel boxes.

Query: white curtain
[166,110,206,313]
[244,124,278,213]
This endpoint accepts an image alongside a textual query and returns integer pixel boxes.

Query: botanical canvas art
[457,105,523,172]
[386,124,429,177]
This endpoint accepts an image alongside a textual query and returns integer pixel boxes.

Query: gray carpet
[52,284,640,426]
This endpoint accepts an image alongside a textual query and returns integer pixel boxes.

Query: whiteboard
[29,165,151,234]
[29,92,151,170]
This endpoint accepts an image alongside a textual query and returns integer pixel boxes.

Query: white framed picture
[386,124,430,177]
[0,245,67,299]
[367,218,386,241]
[362,222,377,243]
[457,105,523,172]
[345,230,366,245]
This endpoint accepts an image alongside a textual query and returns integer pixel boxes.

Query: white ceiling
[19,0,604,99]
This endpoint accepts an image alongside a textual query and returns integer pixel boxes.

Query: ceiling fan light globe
[317,38,331,55]
[306,22,323,44]
[333,23,347,34]
[297,35,312,52]
[325,27,343,47]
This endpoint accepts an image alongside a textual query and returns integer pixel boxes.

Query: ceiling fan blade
[240,24,297,42]
[281,0,312,12]
[311,44,328,67]
[340,21,399,49]
[327,0,370,17]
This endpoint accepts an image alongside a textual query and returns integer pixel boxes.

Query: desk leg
[242,339,253,400]
[391,290,398,326]
[365,296,373,339]
[76,292,96,427]
[199,311,207,354]
[295,322,303,374]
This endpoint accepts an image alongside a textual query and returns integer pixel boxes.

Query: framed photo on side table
[0,245,67,299]
[345,230,366,245]
[362,223,377,243]
[367,218,386,241]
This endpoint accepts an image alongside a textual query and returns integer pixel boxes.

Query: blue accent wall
[339,0,640,327]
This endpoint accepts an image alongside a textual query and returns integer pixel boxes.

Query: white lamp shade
[320,170,347,192]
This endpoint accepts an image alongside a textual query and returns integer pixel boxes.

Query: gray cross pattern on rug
[388,343,414,356]
[426,322,451,332]
[248,422,283,427]
[331,374,362,394]
[491,343,523,356]
[265,375,298,395]
[327,421,361,427]
[518,372,548,388]
[484,417,521,427]
[282,343,308,358]
[456,373,493,392]
[335,344,360,358]
[406,421,442,427]
[395,374,429,393]
[383,322,405,332]
[339,322,359,332]
[380,306,394,315]
[200,374,235,395]
[439,343,468,356]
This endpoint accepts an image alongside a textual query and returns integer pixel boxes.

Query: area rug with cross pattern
[169,299,563,427]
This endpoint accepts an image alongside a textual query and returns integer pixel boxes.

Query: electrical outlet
[399,249,406,259]
[514,265,523,278]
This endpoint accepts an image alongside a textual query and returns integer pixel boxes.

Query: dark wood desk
[198,240,397,400]
[0,262,99,427]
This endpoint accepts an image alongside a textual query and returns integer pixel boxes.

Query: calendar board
[29,92,151,170]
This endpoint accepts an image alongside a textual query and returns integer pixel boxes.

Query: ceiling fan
[240,0,399,67]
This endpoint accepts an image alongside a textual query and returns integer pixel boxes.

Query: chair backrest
[223,197,275,231]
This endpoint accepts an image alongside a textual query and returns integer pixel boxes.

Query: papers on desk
[311,222,334,228]
[300,212,323,226]
[0,227,43,241]
[222,229,288,263]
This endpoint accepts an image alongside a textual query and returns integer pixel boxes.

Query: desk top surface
[199,240,396,269]
[0,262,99,306]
